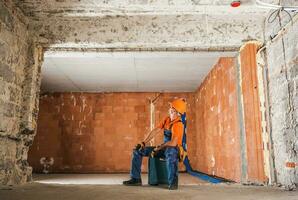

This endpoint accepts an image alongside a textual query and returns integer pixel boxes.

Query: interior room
[0,1,297,200]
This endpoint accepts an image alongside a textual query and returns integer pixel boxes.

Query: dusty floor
[0,174,297,200]
[32,173,207,185]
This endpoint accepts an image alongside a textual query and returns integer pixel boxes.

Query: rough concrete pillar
[0,1,43,185]
[20,44,43,140]
[265,10,298,189]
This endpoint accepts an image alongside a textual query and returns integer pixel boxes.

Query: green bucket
[148,157,169,185]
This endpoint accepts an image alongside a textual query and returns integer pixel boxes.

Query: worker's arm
[142,127,161,144]
[142,117,168,144]
[154,136,177,152]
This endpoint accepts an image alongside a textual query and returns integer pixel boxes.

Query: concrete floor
[32,173,207,185]
[0,174,297,200]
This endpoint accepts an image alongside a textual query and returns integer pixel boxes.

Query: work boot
[168,183,178,190]
[168,177,178,190]
[123,178,142,186]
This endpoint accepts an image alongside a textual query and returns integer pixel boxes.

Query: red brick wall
[30,55,265,182]
[29,92,196,173]
[240,43,266,183]
[194,58,242,182]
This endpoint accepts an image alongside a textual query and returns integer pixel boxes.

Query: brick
[134,105,145,112]
[194,58,241,182]
[30,92,197,174]
[285,162,296,168]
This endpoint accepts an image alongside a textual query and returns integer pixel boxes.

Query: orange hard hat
[169,98,186,114]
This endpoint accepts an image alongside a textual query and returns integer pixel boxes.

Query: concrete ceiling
[12,0,251,17]
[13,0,280,18]
[12,0,271,51]
[41,51,236,92]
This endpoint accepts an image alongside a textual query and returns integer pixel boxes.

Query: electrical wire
[267,7,293,25]
[256,0,297,29]
[266,0,296,128]
[256,0,298,11]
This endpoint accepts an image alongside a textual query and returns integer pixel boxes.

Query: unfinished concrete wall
[29,92,196,173]
[194,57,242,182]
[265,12,298,189]
[0,1,43,185]
[31,13,264,51]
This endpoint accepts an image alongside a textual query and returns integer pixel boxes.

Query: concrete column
[0,1,43,185]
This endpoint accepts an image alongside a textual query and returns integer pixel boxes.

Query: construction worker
[123,98,186,190]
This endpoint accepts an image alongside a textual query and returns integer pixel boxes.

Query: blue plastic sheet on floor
[183,156,223,184]
[180,113,224,184]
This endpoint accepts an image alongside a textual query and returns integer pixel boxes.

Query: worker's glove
[135,142,146,151]
[150,150,156,158]
[150,145,160,157]
[135,143,141,150]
